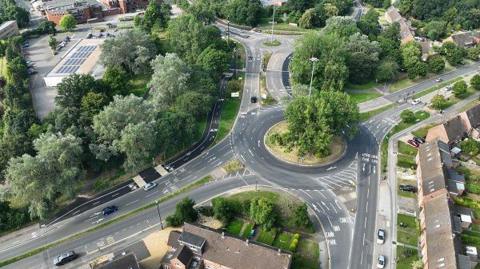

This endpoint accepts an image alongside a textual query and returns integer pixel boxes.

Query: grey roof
[444,116,468,142]
[179,231,206,248]
[98,253,140,269]
[465,105,480,128]
[167,230,181,248]
[173,245,193,266]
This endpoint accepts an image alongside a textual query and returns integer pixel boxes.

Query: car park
[377,255,386,268]
[53,251,78,266]
[102,205,118,216]
[399,184,417,193]
[377,229,385,244]
[143,182,157,191]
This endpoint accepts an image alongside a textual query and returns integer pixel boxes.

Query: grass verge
[347,90,382,104]
[215,97,241,143]
[396,245,419,269]
[397,214,419,246]
[413,77,463,99]
[359,104,395,121]
[0,175,213,267]
[292,239,320,269]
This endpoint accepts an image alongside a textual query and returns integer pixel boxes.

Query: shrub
[289,238,299,252]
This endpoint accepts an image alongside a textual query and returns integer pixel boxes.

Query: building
[44,38,105,87]
[0,21,19,40]
[459,104,480,140]
[416,139,477,269]
[97,253,141,269]
[98,0,151,14]
[446,31,480,48]
[426,115,468,145]
[384,7,415,44]
[43,0,106,25]
[163,223,292,269]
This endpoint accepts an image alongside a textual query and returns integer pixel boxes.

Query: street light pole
[155,200,163,230]
[308,57,319,97]
[271,4,276,42]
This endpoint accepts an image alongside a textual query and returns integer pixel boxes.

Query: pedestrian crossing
[315,160,358,189]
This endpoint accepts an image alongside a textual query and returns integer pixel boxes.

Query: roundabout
[264,120,347,167]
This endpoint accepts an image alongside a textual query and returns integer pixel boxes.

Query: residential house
[384,7,415,44]
[426,115,468,145]
[459,104,480,140]
[446,31,480,48]
[163,223,292,269]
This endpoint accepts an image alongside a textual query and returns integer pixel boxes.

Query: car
[97,33,104,38]
[102,205,118,216]
[435,78,443,82]
[400,184,417,192]
[143,182,157,191]
[413,137,425,144]
[407,139,419,148]
[377,255,386,268]
[64,36,70,42]
[377,229,385,244]
[446,85,453,91]
[27,69,37,75]
[128,183,138,190]
[87,33,93,39]
[53,251,78,266]
[410,99,420,105]
[250,96,258,103]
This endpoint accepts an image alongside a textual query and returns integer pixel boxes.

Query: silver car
[143,182,157,191]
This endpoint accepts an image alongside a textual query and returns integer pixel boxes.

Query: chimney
[221,232,225,239]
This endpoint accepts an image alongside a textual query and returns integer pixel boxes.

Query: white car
[143,182,157,191]
[410,99,420,105]
[377,255,386,268]
[377,229,385,244]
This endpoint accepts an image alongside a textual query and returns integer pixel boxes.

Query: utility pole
[309,57,319,97]
[155,200,163,230]
[271,4,276,42]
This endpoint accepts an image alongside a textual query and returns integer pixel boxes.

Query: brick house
[426,115,468,145]
[162,223,292,269]
[384,7,415,44]
[459,104,480,140]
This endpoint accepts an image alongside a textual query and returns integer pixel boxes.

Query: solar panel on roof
[55,43,97,75]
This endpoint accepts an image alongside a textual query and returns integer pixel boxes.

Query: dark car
[53,251,78,266]
[407,139,419,148]
[413,137,425,144]
[250,96,258,103]
[102,205,118,216]
[399,184,417,193]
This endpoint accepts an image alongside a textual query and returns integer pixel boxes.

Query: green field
[347,90,382,104]
[215,97,241,143]
[346,81,381,90]
[256,227,277,245]
[397,214,419,246]
[398,141,417,156]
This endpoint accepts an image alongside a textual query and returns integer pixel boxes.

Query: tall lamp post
[308,57,319,97]
[155,200,163,230]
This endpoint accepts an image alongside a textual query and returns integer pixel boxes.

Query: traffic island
[263,39,281,47]
[264,121,347,167]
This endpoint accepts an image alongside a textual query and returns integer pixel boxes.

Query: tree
[175,91,213,120]
[293,203,312,228]
[467,46,480,61]
[470,74,480,91]
[400,109,415,123]
[357,9,380,37]
[430,94,449,110]
[116,121,158,171]
[427,54,445,74]
[196,46,229,79]
[142,0,171,32]
[4,133,83,219]
[188,0,217,24]
[148,53,190,107]
[80,92,109,124]
[375,59,399,82]
[460,139,480,156]
[249,198,277,229]
[102,66,130,96]
[411,260,423,269]
[345,33,381,83]
[423,20,446,41]
[56,74,98,109]
[212,197,236,224]
[166,197,199,227]
[298,8,316,29]
[453,80,468,98]
[37,21,56,35]
[100,29,157,74]
[48,35,58,52]
[224,0,263,27]
[322,16,359,38]
[440,42,466,66]
[401,42,427,79]
[59,14,77,32]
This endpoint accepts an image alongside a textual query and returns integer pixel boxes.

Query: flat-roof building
[44,38,105,87]
[0,21,19,40]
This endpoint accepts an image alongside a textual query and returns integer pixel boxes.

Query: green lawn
[292,239,320,269]
[256,227,277,245]
[241,223,254,238]
[129,73,151,97]
[461,230,480,249]
[396,246,420,269]
[346,81,381,90]
[397,154,417,169]
[398,141,417,156]
[347,90,382,104]
[397,214,419,246]
[389,77,417,92]
[0,57,7,80]
[413,77,463,99]
[257,17,306,33]
[272,231,294,250]
[215,97,241,143]
[411,124,435,138]
[359,104,395,121]
[226,219,244,236]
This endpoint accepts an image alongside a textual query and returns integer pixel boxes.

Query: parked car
[413,137,425,144]
[407,139,419,148]
[410,99,420,105]
[27,69,37,75]
[435,78,443,82]
[102,205,118,216]
[399,184,417,193]
[377,255,386,268]
[143,182,157,191]
[87,33,93,39]
[128,183,138,190]
[377,229,385,244]
[64,36,70,42]
[250,96,258,103]
[53,251,78,266]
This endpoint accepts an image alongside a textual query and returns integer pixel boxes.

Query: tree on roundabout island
[270,90,359,158]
